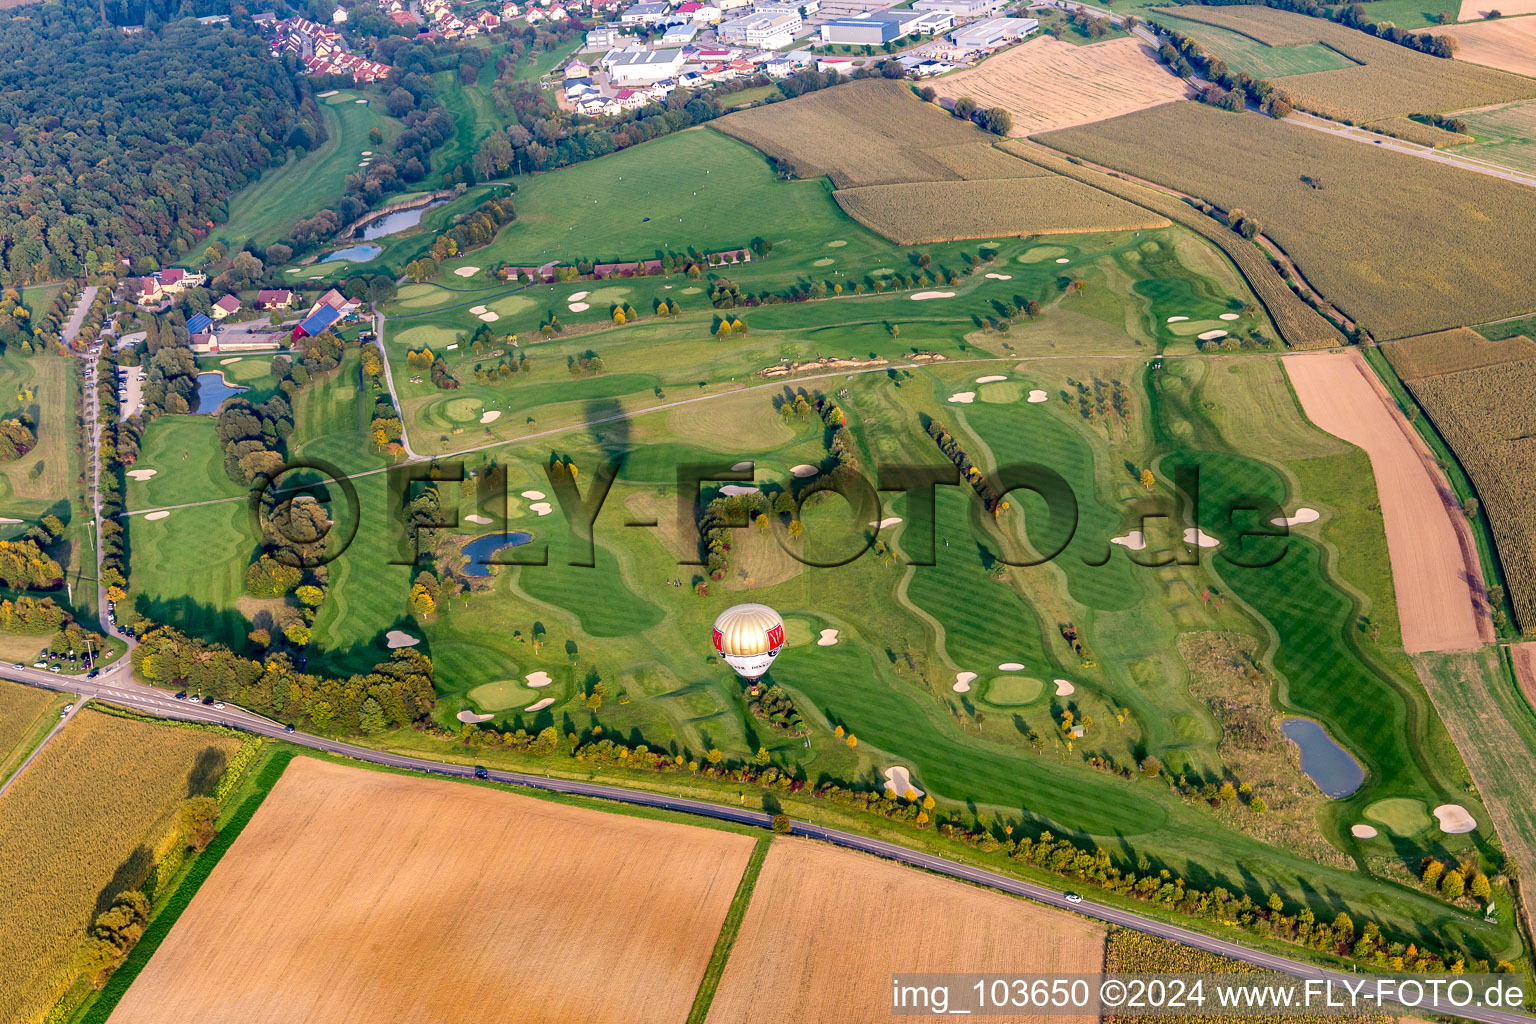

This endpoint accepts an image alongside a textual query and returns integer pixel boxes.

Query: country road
[6,664,1533,1024]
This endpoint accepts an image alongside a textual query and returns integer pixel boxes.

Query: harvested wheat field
[1458,0,1536,19]
[706,840,1104,1024]
[108,757,755,1024]
[1283,350,1488,652]
[1438,16,1536,77]
[936,36,1193,136]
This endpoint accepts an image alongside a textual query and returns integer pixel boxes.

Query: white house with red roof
[211,295,242,319]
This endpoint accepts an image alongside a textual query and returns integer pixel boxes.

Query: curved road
[6,664,1531,1024]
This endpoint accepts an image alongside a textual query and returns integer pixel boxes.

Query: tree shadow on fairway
[305,614,427,678]
[131,594,254,655]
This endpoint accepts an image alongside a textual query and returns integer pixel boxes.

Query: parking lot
[117,366,144,421]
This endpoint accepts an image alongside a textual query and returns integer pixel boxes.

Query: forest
[0,0,318,285]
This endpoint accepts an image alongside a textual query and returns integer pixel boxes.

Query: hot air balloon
[712,603,786,683]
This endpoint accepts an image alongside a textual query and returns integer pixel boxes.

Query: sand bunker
[883,766,924,799]
[1433,804,1477,834]
[530,502,552,516]
[911,291,955,300]
[0,518,18,524]
[817,628,839,646]
[731,461,754,471]
[1184,528,1220,548]
[1351,824,1379,839]
[456,709,494,723]
[522,490,546,500]
[1272,507,1320,527]
[1197,329,1228,341]
[948,392,976,404]
[998,662,1025,671]
[791,464,818,478]
[1055,258,1070,264]
[1167,315,1189,323]
[568,302,590,312]
[952,672,977,692]
[869,517,903,529]
[126,468,158,481]
[1027,390,1048,403]
[318,89,338,97]
[354,99,367,104]
[219,357,242,365]
[827,239,847,247]
[813,258,835,267]
[524,697,555,712]
[720,484,759,496]
[984,273,1012,280]
[465,514,493,525]
[385,630,420,649]
[478,312,500,322]
[1220,312,1241,321]
[469,305,488,315]
[526,671,552,688]
[568,291,589,301]
[1110,530,1146,550]
[976,375,1008,383]
[1055,679,1075,696]
[480,410,502,424]
[143,510,170,521]
[454,266,481,277]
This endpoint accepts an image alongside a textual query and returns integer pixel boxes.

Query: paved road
[370,309,421,459]
[61,285,99,346]
[5,664,1531,1024]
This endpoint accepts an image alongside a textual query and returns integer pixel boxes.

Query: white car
[213,701,226,709]
[1064,892,1084,904]
[61,704,74,716]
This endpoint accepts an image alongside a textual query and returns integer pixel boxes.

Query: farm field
[833,176,1168,243]
[1282,349,1487,652]
[705,839,1105,1024]
[1145,10,1362,75]
[1037,101,1536,338]
[1380,331,1536,632]
[1452,100,1536,174]
[1440,17,1536,77]
[0,678,58,781]
[1152,4,1536,125]
[932,36,1193,136]
[1459,0,1536,17]
[208,90,401,254]
[0,709,240,1024]
[106,757,756,1024]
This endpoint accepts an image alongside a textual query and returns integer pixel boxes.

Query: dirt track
[707,840,1104,1024]
[936,36,1193,136]
[1283,349,1489,652]
[107,757,754,1024]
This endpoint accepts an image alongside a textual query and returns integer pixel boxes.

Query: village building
[606,47,686,84]
[212,295,242,319]
[256,289,295,310]
[717,10,800,47]
[948,14,1036,49]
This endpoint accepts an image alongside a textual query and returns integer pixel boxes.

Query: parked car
[201,695,215,705]
[213,701,225,709]
[61,704,74,716]
[175,691,187,700]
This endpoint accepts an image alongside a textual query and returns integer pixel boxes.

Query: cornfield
[0,709,239,1024]
[1399,350,1536,631]
[0,679,54,766]
[1156,5,1536,126]
[1103,930,1393,1024]
[1364,116,1469,149]
[1002,139,1343,349]
[1380,328,1536,381]
[835,177,1168,245]
[1038,101,1536,339]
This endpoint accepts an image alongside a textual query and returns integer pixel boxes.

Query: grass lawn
[208,90,402,254]
[1147,11,1360,75]
[432,60,505,179]
[1322,0,1458,27]
[125,416,246,511]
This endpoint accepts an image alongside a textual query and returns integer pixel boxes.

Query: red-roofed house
[212,295,242,319]
[134,277,163,305]
[256,289,295,310]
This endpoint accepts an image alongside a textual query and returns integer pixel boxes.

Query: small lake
[1280,718,1364,798]
[460,531,535,577]
[358,199,447,240]
[191,372,249,414]
[320,243,383,264]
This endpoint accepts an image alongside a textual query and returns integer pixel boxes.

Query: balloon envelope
[712,603,786,681]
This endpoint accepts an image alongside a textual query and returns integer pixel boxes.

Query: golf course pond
[320,243,383,264]
[358,199,447,240]
[1281,717,1364,798]
[460,531,534,577]
[191,372,248,414]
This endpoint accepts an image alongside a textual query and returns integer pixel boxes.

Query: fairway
[107,757,755,1024]
[209,91,400,252]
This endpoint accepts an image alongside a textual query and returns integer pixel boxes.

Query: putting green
[394,324,457,351]
[783,616,815,647]
[813,257,835,267]
[443,397,484,422]
[584,286,634,305]
[395,284,449,309]
[983,675,1044,706]
[979,381,1024,403]
[826,239,847,247]
[1018,245,1068,264]
[468,679,536,711]
[1364,798,1433,835]
[1166,319,1226,338]
[489,294,537,316]
[680,286,702,294]
[216,358,272,382]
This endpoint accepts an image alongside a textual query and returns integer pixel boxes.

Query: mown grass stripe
[686,835,772,1024]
